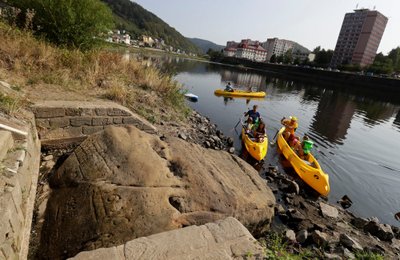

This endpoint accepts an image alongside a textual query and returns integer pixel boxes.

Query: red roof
[238,44,267,52]
[224,47,237,51]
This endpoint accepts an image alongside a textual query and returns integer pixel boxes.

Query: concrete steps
[0,130,14,162]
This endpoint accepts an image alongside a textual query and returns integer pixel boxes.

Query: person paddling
[225,82,234,92]
[281,116,298,141]
[244,105,261,126]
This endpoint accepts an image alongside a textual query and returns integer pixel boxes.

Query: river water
[137,54,400,227]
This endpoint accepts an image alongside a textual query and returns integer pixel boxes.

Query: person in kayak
[281,116,298,141]
[254,120,266,142]
[289,134,313,160]
[244,105,261,125]
[288,134,301,149]
[225,82,234,92]
[300,135,313,160]
[244,117,254,136]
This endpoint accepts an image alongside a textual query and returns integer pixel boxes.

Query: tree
[388,47,400,72]
[368,52,393,74]
[11,0,114,50]
[313,46,321,54]
[314,49,333,67]
[293,57,301,65]
[207,48,223,61]
[283,49,293,64]
[270,54,277,63]
[302,57,310,65]
[276,55,284,63]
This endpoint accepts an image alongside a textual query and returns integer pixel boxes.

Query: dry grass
[0,92,25,115]
[0,22,189,122]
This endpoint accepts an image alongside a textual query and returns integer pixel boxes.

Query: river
[136,53,400,227]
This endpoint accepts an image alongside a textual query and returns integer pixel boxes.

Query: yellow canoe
[214,89,266,98]
[241,127,268,161]
[277,127,330,196]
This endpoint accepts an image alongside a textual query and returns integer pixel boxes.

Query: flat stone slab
[69,217,265,260]
[320,202,339,219]
[0,130,13,161]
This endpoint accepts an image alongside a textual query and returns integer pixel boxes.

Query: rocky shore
[159,110,400,258]
[158,110,234,152]
[30,109,400,259]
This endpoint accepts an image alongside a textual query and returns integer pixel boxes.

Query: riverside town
[0,1,400,259]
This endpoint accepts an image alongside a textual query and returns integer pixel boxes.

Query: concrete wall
[0,111,41,259]
[220,57,400,91]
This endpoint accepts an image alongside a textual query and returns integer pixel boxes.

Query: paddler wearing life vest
[281,116,298,141]
[288,133,314,160]
[301,135,314,160]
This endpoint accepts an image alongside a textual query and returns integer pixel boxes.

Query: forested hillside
[101,0,200,53]
[187,38,224,54]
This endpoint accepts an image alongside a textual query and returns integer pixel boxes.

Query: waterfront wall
[220,57,400,91]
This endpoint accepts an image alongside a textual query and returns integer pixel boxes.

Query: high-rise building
[262,38,310,62]
[330,9,388,68]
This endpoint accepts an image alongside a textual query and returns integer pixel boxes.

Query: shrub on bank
[0,21,189,121]
[258,232,385,260]
[8,0,114,50]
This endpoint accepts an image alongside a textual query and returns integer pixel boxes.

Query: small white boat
[184,93,198,102]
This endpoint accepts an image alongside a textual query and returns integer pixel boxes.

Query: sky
[134,0,399,54]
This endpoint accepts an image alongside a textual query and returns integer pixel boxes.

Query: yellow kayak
[277,127,330,196]
[241,127,268,161]
[214,89,266,98]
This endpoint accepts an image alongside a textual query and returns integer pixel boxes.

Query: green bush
[10,0,114,50]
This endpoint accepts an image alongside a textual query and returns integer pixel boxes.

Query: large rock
[364,221,394,242]
[319,202,339,219]
[340,234,363,251]
[69,217,265,260]
[39,126,275,259]
[312,230,329,246]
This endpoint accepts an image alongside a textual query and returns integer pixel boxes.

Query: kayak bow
[277,127,330,196]
[241,127,268,161]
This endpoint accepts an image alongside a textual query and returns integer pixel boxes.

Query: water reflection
[394,110,400,131]
[310,90,356,144]
[223,97,234,106]
[354,100,397,127]
[220,70,266,91]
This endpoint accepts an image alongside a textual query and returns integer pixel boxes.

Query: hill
[187,38,224,54]
[101,0,200,54]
